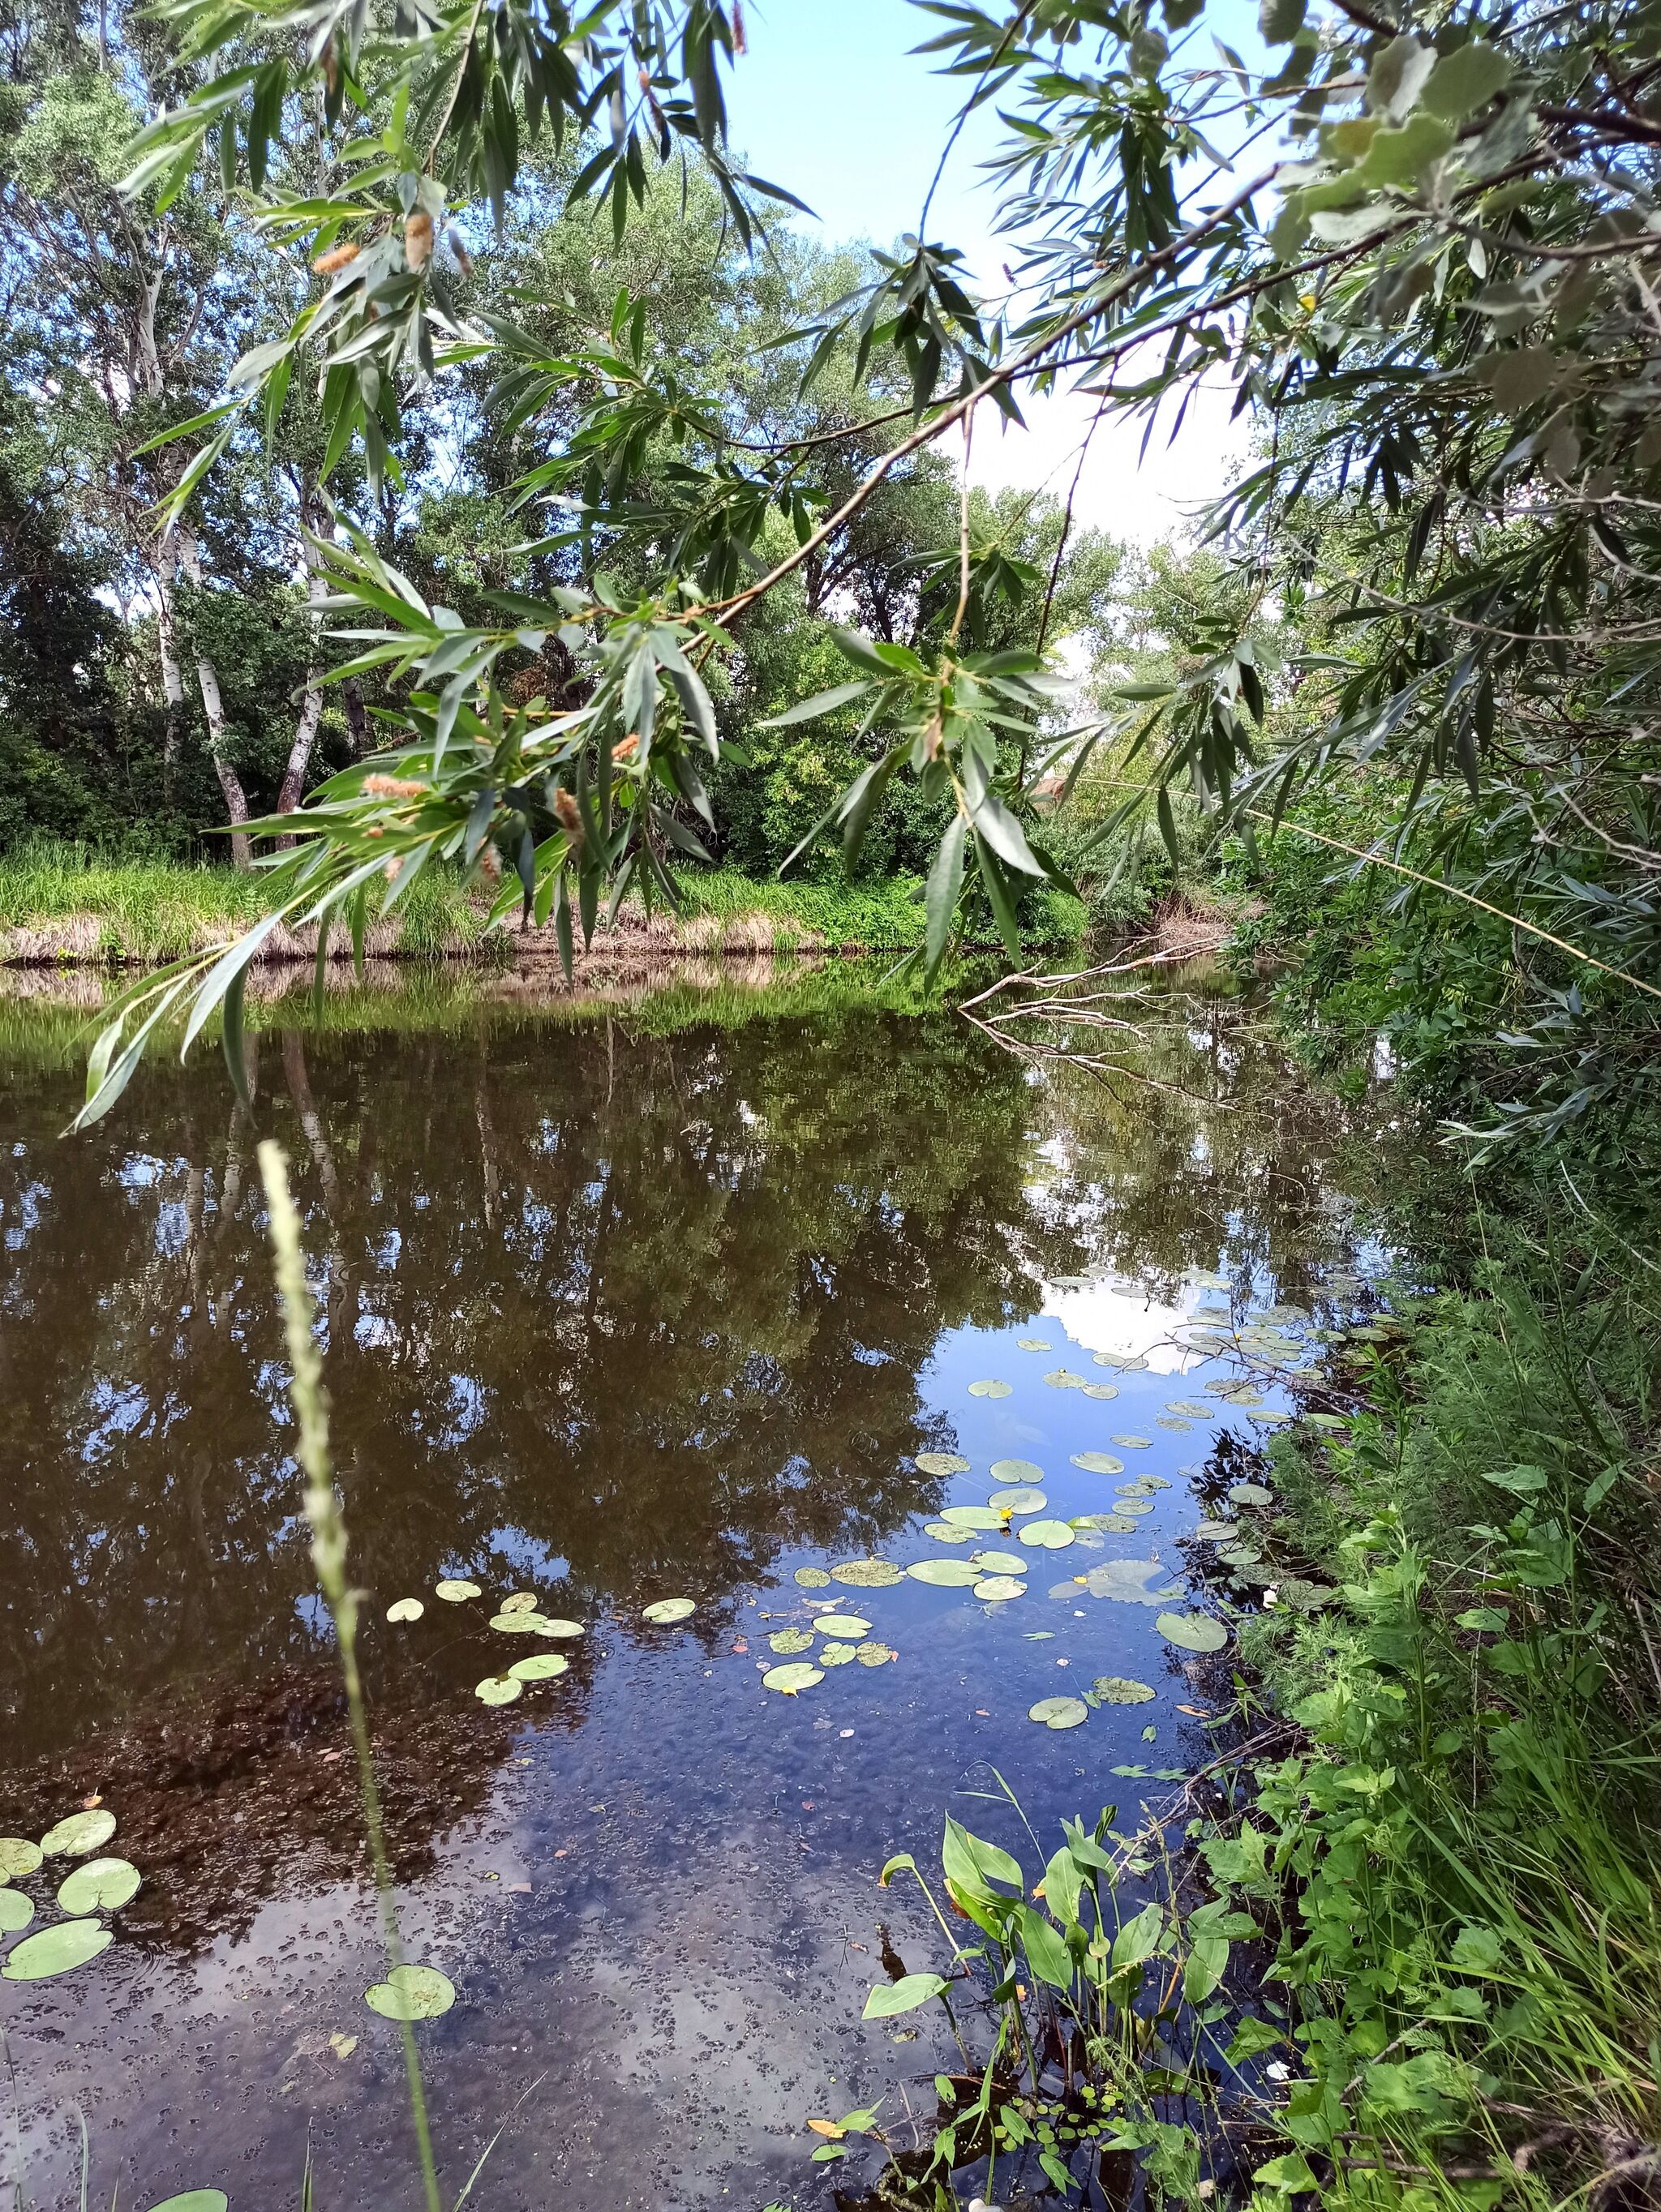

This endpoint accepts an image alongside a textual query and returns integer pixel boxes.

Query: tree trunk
[152,549,189,780]
[277,521,328,827]
[175,521,251,868]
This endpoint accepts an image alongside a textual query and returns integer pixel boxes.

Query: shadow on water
[0,969,1393,2210]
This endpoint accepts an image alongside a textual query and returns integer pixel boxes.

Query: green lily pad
[1019,1520,1075,1550]
[641,1598,697,1623]
[855,1640,896,1667]
[386,1598,424,1623]
[923,1520,975,1544]
[762,1663,823,1694]
[1114,1435,1152,1451]
[0,1840,41,1881]
[1111,1499,1153,1517]
[1079,1559,1174,1605]
[1262,1304,1309,1324]
[365,1963,455,2021]
[988,1486,1046,1514]
[1,1919,111,1982]
[974,1575,1026,1601]
[813,1614,868,1637]
[434,1580,482,1603]
[56,1858,140,1914]
[532,1618,584,1639]
[1251,1408,1294,1425]
[147,2195,229,2212]
[769,1627,815,1655]
[1157,1612,1230,1653]
[1042,1369,1087,1389]
[41,1810,115,1859]
[1279,1579,1337,1610]
[0,1891,32,1934]
[1082,1382,1120,1400]
[1166,1401,1211,1420]
[968,1379,1011,1398]
[1228,1483,1274,1507]
[488,1612,546,1633]
[832,1558,903,1588]
[1217,1542,1263,1568]
[793,1567,831,1588]
[941,1505,1003,1531]
[1192,1519,1236,1541]
[907,1558,982,1587]
[1015,1338,1051,1351]
[1305,1411,1350,1430]
[475,1674,521,1704]
[508,1653,569,1682]
[1029,1695,1088,1730]
[1157,1417,1192,1432]
[818,1642,857,1665]
[498,1591,540,1614]
[1095,1351,1148,1372]
[915,1451,970,1477]
[1092,1676,1156,1704]
[1070,1452,1123,1475]
[1078,1513,1140,1533]
[971,1550,1026,1575]
[989,1459,1045,1482]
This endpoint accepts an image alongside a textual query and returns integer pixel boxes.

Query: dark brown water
[0,970,1388,2211]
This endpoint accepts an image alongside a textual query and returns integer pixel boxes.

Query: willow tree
[79,0,1661,1131]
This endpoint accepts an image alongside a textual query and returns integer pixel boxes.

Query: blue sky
[719,0,1260,544]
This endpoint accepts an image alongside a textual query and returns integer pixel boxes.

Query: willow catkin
[312,242,360,276]
[404,209,433,272]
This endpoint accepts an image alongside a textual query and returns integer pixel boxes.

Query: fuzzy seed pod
[363,774,428,798]
[732,0,746,55]
[553,789,583,846]
[446,226,474,277]
[312,242,361,276]
[612,734,639,763]
[404,209,434,272]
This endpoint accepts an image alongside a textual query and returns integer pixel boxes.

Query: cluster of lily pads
[0,1807,139,1983]
[384,1576,590,1708]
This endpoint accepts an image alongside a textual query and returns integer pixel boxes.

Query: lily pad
[1157,1612,1230,1654]
[532,1618,584,1639]
[1081,1382,1120,1400]
[769,1627,815,1655]
[818,1642,857,1666]
[762,1663,823,1695]
[1078,1513,1140,1533]
[641,1597,697,1623]
[1110,1499,1153,1517]
[1070,1452,1123,1475]
[1019,1520,1075,1550]
[1227,1482,1274,1507]
[488,1612,547,1634]
[365,1963,456,2021]
[1192,1519,1236,1541]
[968,1379,1011,1398]
[973,1576,1026,1602]
[475,1674,521,1705]
[508,1653,569,1682]
[41,1810,115,1859]
[1,1919,111,1982]
[386,1598,424,1623]
[1015,1338,1052,1351]
[1157,1417,1192,1432]
[0,1840,41,1881]
[940,1505,1004,1531]
[1096,1351,1148,1372]
[915,1451,970,1477]
[987,1486,1046,1514]
[147,2196,230,2212]
[922,1520,975,1544]
[0,1891,32,1934]
[971,1550,1026,1575]
[56,1858,140,1914]
[1251,1408,1294,1425]
[813,1614,869,1636]
[1279,1579,1337,1610]
[1079,1559,1174,1605]
[793,1567,831,1588]
[1029,1695,1088,1730]
[989,1459,1045,1482]
[1092,1676,1156,1704]
[1042,1369,1087,1389]
[906,1558,982,1587]
[1114,1435,1152,1451]
[1306,1411,1350,1430]
[831,1558,903,1588]
[855,1641,896,1667]
[434,1580,482,1603]
[498,1591,539,1614]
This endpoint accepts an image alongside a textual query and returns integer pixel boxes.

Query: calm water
[0,969,1388,2210]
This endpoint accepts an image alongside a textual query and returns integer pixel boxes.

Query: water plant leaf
[762,1663,823,1694]
[769,1627,815,1655]
[56,1858,141,1914]
[498,1592,539,1614]
[1028,1695,1088,1730]
[855,1641,895,1666]
[1079,1513,1140,1533]
[1227,1483,1274,1507]
[990,1459,1045,1481]
[1114,1435,1152,1450]
[1092,1676,1156,1704]
[1,1919,112,1981]
[40,1810,116,1859]
[818,1642,857,1665]
[987,1486,1045,1514]
[434,1580,482,1603]
[1094,1351,1148,1371]
[533,1618,584,1638]
[970,1550,1025,1575]
[0,1841,41,1880]
[386,1598,424,1623]
[146,2194,229,2212]
[1070,1452,1123,1475]
[1157,1417,1191,1432]
[489,1612,546,1633]
[923,1520,974,1544]
[915,1451,970,1477]
[1019,1520,1075,1550]
[1280,1579,1337,1610]
[1042,1369,1087,1388]
[813,1614,869,1636]
[1111,1500,1153,1517]
[973,1576,1026,1601]
[793,1567,831,1588]
[475,1674,522,1704]
[0,1891,32,1934]
[1192,1519,1236,1540]
[1015,1338,1051,1351]
[863,1972,947,2018]
[940,1505,1003,1530]
[365,1963,456,2020]
[507,1653,569,1681]
[1079,1560,1172,1605]
[1305,1411,1350,1430]
[641,1598,697,1623]
[967,1379,1011,1398]
[1157,1613,1229,1653]
[1081,1383,1120,1400]
[906,1558,981,1587]
[832,1559,903,1587]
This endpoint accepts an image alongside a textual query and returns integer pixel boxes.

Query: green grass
[671,864,1084,949]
